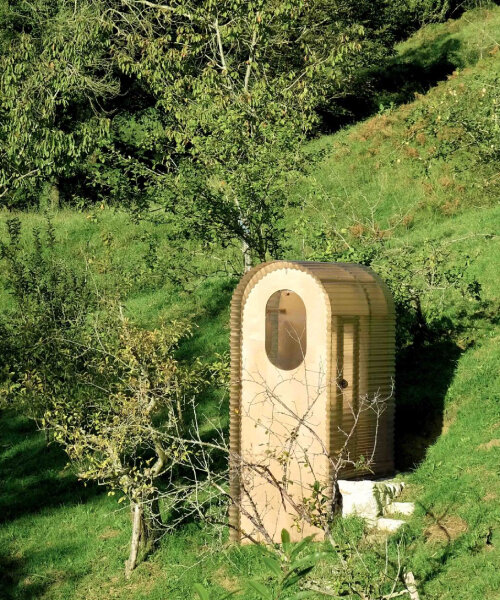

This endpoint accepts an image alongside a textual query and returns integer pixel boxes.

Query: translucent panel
[265,290,306,370]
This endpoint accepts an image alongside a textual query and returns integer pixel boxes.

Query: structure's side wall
[323,265,395,479]
[337,316,395,478]
[229,264,269,541]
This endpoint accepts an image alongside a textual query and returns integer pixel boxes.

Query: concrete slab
[376,517,406,533]
[338,479,405,521]
[385,502,415,516]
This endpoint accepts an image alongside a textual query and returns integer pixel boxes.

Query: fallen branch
[404,572,420,600]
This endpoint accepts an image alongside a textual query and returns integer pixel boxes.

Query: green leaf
[247,580,273,600]
[289,535,316,561]
[220,592,239,600]
[193,583,210,600]
[288,552,332,574]
[281,528,291,547]
[285,592,317,600]
[262,555,282,576]
[282,566,314,589]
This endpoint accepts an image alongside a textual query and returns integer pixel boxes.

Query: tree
[44,311,204,578]
[0,216,96,421]
[0,0,422,264]
[0,0,118,207]
[100,0,380,269]
[0,219,204,576]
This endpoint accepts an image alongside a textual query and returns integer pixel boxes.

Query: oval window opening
[265,290,307,370]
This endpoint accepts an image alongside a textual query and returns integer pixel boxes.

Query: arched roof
[231,261,394,323]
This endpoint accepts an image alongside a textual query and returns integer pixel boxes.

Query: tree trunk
[148,496,163,549]
[242,239,252,273]
[124,497,164,577]
[326,476,341,528]
[125,502,145,579]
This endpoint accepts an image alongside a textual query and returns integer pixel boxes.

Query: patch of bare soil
[214,566,240,593]
[483,493,497,502]
[425,515,468,543]
[477,439,500,450]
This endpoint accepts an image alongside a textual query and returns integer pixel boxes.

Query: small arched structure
[229,261,395,543]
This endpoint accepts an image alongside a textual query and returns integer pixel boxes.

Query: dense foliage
[0,3,498,599]
[1,0,486,266]
[0,0,118,208]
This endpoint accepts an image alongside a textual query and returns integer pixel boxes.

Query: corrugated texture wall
[229,261,395,542]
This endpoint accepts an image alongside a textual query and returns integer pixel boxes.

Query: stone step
[338,478,405,520]
[384,502,415,517]
[375,517,406,533]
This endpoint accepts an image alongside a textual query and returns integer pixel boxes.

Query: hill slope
[0,6,499,600]
[285,11,500,596]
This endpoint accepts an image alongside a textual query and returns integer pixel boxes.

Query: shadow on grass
[0,541,85,600]
[374,36,462,106]
[395,300,500,471]
[320,34,462,132]
[395,337,463,472]
[0,413,102,524]
[0,548,45,600]
[176,276,235,364]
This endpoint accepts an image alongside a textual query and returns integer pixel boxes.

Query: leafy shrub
[194,529,332,600]
[0,217,205,576]
[0,217,96,417]
[299,220,482,350]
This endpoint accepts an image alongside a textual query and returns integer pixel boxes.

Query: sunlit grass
[1,5,500,599]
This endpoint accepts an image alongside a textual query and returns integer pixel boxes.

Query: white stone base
[385,501,415,517]
[338,479,409,532]
[376,517,407,533]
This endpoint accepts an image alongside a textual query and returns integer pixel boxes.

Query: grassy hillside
[0,6,499,600]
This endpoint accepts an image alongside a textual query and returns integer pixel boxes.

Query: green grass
[0,411,278,600]
[408,333,500,599]
[288,6,499,233]
[1,5,500,599]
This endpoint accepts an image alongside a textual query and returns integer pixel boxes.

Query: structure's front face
[239,268,330,542]
[230,261,395,544]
